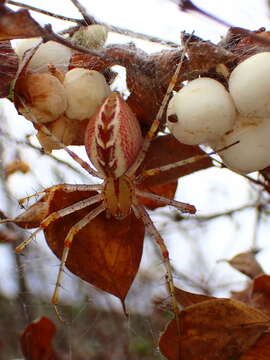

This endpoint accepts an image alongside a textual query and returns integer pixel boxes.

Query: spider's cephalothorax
[85,92,143,219]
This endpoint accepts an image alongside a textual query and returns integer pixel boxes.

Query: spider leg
[137,141,239,182]
[15,193,103,252]
[135,189,196,214]
[132,201,181,339]
[126,33,192,178]
[19,98,104,179]
[138,153,211,181]
[51,202,106,318]
[19,183,103,208]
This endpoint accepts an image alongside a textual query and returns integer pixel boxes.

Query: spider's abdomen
[85,92,143,178]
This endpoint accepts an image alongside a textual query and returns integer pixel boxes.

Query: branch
[7,0,178,47]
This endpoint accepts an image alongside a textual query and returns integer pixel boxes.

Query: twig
[194,204,259,221]
[69,0,95,25]
[0,129,89,178]
[6,0,82,24]
[7,0,178,47]
[177,0,232,28]
[159,202,264,222]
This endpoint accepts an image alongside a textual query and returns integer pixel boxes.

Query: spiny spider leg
[19,99,104,179]
[138,153,211,182]
[135,189,196,214]
[15,193,103,252]
[19,184,103,208]
[132,201,181,340]
[137,141,240,182]
[52,202,106,319]
[126,33,192,178]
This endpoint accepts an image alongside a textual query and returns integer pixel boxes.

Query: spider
[0,37,202,335]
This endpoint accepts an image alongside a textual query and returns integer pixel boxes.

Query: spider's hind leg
[135,188,196,214]
[131,201,181,337]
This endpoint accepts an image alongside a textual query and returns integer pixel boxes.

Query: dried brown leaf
[44,190,145,302]
[175,287,216,308]
[13,192,53,229]
[0,40,18,97]
[159,299,269,360]
[225,27,270,61]
[20,316,59,360]
[226,250,263,279]
[0,5,44,40]
[182,32,235,75]
[138,181,178,210]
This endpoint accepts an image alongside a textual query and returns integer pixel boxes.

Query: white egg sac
[229,52,270,118]
[167,77,236,145]
[212,115,270,174]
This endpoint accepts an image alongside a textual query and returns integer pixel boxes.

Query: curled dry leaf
[69,52,116,85]
[159,298,269,360]
[127,48,184,126]
[13,192,52,229]
[225,27,270,62]
[225,250,263,279]
[0,4,43,40]
[44,189,145,303]
[20,316,59,360]
[0,40,18,98]
[183,32,235,75]
[174,287,216,308]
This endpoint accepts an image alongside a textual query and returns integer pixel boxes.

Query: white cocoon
[27,41,72,73]
[212,115,270,174]
[229,52,270,118]
[64,68,111,120]
[167,78,236,145]
[14,38,41,59]
[71,24,108,49]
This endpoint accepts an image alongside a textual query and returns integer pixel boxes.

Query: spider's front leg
[15,193,103,252]
[18,183,103,208]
